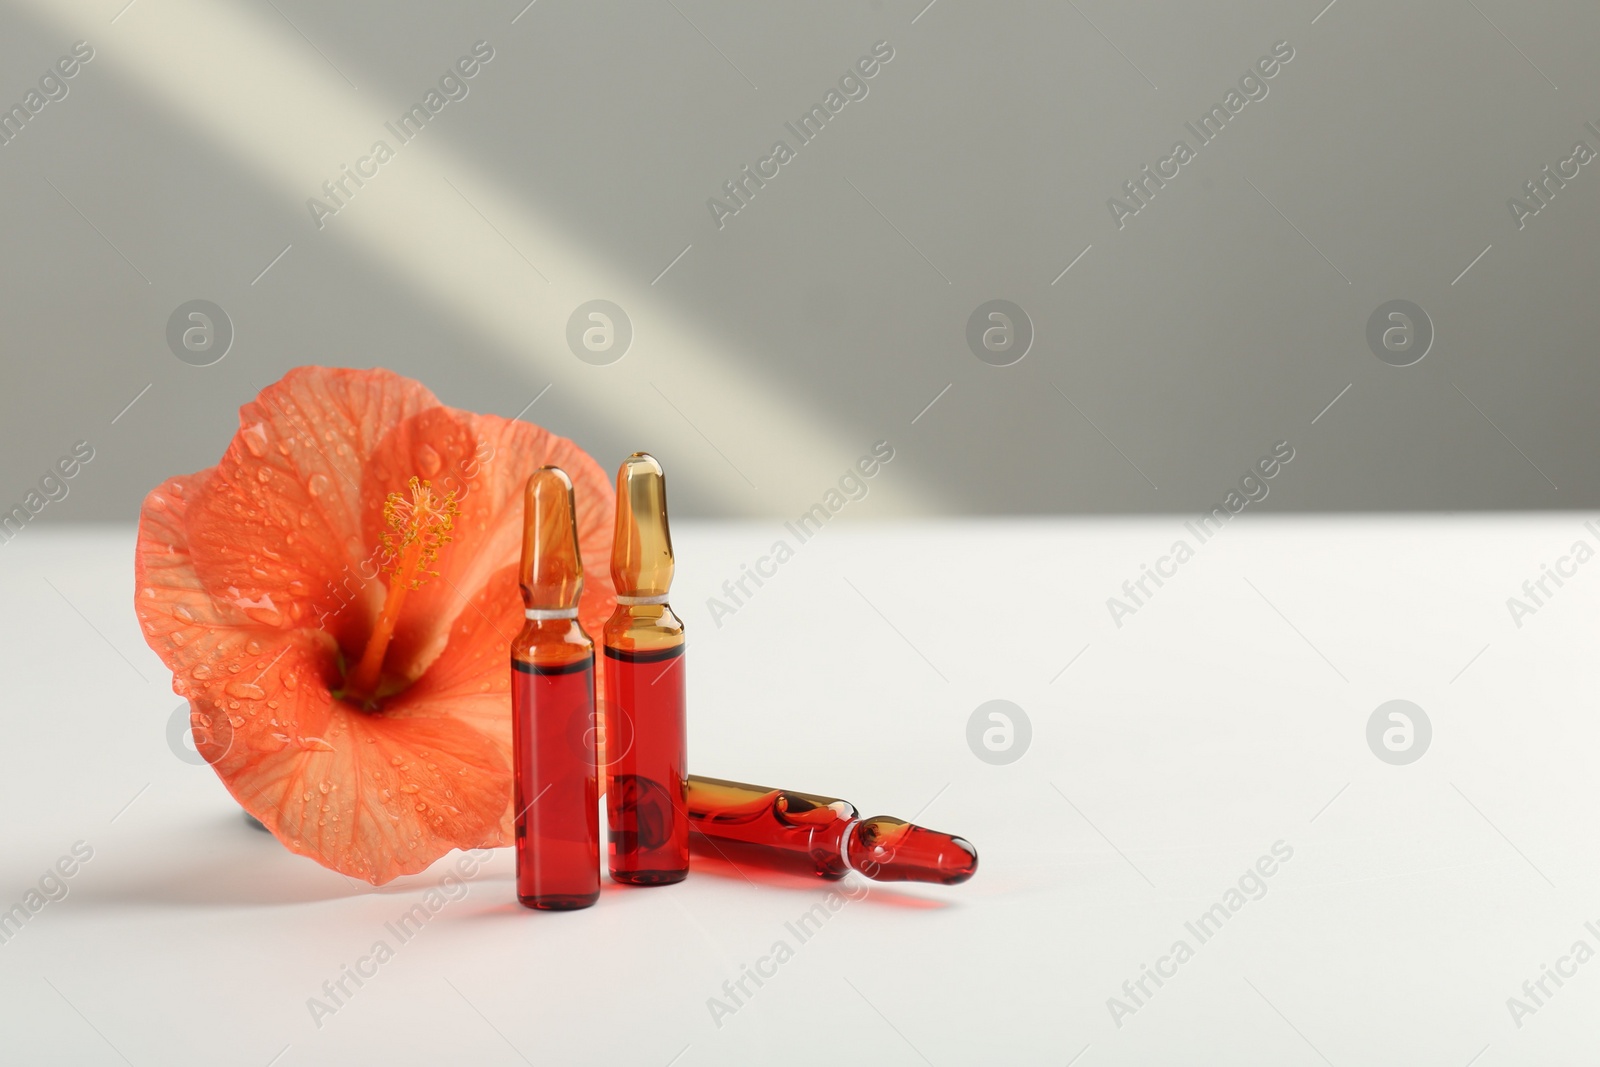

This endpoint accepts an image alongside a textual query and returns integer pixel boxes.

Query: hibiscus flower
[135,367,615,884]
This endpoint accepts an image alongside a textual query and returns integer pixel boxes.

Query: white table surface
[3,517,1598,1066]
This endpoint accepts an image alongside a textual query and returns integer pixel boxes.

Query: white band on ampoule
[614,594,669,606]
[838,819,862,874]
[525,607,580,620]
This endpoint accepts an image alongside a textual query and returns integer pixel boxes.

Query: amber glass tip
[850,819,979,886]
[519,466,584,610]
[622,450,663,475]
[611,451,674,598]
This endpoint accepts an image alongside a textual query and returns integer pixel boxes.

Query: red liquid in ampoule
[604,452,689,886]
[686,777,857,878]
[512,466,600,911]
[512,656,600,910]
[604,645,688,883]
[685,775,978,886]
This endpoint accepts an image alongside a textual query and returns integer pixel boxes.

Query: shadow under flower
[69,809,510,909]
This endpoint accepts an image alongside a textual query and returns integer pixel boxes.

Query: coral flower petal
[382,564,523,847]
[356,406,615,687]
[185,366,437,639]
[135,367,615,884]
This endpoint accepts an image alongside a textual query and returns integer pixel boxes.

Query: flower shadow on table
[68,810,510,909]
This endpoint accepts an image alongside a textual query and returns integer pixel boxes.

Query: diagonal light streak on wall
[21,0,945,514]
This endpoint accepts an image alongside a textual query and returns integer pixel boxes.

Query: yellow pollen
[380,477,460,589]
[344,477,460,703]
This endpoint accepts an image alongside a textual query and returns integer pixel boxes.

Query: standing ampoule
[511,467,600,910]
[685,775,978,885]
[603,453,689,885]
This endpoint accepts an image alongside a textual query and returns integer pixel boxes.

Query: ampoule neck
[603,600,683,652]
[513,617,592,664]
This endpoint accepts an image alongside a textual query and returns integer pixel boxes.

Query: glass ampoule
[510,467,600,910]
[602,453,689,885]
[685,775,978,885]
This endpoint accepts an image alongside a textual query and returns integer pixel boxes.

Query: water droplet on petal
[414,444,442,477]
[307,473,330,498]
[226,681,265,700]
[237,600,282,627]
[241,423,270,457]
[191,664,212,679]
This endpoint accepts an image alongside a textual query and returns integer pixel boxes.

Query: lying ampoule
[603,453,689,885]
[510,467,600,910]
[685,775,978,885]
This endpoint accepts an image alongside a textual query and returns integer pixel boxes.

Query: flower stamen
[344,478,459,704]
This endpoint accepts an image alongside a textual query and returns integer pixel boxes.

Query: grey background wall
[0,0,1595,522]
